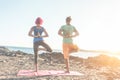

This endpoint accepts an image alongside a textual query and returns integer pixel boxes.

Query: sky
[0,0,120,52]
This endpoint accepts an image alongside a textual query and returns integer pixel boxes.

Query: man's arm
[71,27,79,38]
[58,29,64,37]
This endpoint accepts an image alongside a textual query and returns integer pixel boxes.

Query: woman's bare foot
[65,70,70,73]
[38,48,46,51]
[34,64,38,72]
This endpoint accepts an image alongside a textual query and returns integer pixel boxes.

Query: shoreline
[5,45,120,60]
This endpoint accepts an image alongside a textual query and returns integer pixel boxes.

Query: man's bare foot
[69,48,80,53]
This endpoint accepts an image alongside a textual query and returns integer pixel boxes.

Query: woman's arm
[28,27,38,37]
[42,28,49,37]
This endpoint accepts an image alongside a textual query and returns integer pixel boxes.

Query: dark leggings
[33,41,52,64]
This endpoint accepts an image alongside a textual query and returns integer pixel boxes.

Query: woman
[28,17,52,72]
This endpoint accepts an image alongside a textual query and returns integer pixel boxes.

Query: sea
[5,46,120,59]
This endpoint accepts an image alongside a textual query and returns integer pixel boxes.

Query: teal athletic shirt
[33,26,44,43]
[60,24,75,44]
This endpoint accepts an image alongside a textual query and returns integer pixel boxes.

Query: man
[58,16,79,73]
[28,17,52,72]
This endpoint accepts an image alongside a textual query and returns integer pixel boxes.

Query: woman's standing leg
[33,41,39,72]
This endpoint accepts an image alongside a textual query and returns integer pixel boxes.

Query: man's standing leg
[63,44,70,73]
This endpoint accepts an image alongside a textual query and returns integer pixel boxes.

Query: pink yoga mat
[17,70,83,76]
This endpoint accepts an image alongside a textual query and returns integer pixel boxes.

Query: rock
[0,47,120,80]
[86,54,120,67]
[0,46,10,55]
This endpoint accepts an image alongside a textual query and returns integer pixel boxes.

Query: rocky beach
[0,47,120,80]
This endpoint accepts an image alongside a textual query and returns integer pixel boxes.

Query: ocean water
[6,46,62,54]
[5,46,120,59]
[6,46,34,54]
